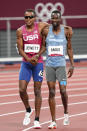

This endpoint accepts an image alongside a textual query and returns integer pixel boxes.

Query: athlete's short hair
[51,10,61,18]
[24,9,36,16]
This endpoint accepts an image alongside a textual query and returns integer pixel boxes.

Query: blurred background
[0,0,87,68]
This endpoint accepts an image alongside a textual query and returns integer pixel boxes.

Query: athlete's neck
[52,25,61,35]
[26,24,35,32]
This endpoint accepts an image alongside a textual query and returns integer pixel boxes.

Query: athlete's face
[24,11,36,26]
[51,13,61,28]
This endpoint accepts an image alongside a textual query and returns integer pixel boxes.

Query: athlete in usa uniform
[16,9,48,128]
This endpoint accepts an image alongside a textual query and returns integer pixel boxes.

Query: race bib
[24,44,40,53]
[48,46,63,56]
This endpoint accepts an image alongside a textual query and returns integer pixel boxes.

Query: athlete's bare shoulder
[41,25,49,37]
[61,25,73,39]
[62,25,73,35]
[16,27,22,37]
[38,22,49,32]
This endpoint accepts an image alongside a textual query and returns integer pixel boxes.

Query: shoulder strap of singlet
[49,25,52,31]
[21,25,26,34]
[60,25,64,32]
[34,22,38,29]
[47,25,52,35]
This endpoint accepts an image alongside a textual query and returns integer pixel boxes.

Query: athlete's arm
[38,22,49,35]
[62,24,73,37]
[65,28,74,78]
[36,26,49,59]
[16,28,36,65]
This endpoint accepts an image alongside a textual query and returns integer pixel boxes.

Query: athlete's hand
[31,55,39,64]
[67,66,74,78]
[27,58,37,65]
[30,59,38,65]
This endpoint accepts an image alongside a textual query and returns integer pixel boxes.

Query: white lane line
[0,73,87,80]
[0,93,87,106]
[68,78,87,81]
[0,88,19,91]
[0,81,45,86]
[0,70,86,77]
[23,111,87,131]
[0,76,44,81]
[0,101,87,117]
[0,75,18,78]
[0,110,25,117]
[0,87,87,97]
[0,81,87,87]
[72,74,87,77]
[0,77,87,82]
[0,70,87,78]
[0,83,18,86]
[0,82,87,91]
[0,78,18,81]
[0,72,19,74]
[0,74,87,80]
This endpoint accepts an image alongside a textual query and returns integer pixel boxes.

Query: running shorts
[45,66,67,82]
[19,61,43,82]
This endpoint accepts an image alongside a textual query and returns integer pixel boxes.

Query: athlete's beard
[53,22,60,31]
[26,22,34,29]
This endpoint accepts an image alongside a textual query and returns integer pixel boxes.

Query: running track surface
[0,61,87,131]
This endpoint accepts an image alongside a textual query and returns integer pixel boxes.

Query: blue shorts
[19,61,43,82]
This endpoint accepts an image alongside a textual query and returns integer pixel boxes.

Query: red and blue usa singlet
[21,22,43,63]
[19,22,43,82]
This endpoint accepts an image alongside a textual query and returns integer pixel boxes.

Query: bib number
[24,44,40,53]
[48,46,63,56]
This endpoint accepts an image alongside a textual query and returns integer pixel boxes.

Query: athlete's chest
[46,33,66,45]
[46,30,67,56]
[23,30,40,42]
[22,29,41,53]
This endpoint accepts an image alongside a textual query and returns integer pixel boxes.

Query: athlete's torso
[21,22,43,63]
[46,25,67,67]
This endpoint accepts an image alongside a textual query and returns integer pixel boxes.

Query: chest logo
[23,34,38,41]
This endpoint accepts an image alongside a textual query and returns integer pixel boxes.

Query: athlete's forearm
[17,39,30,62]
[38,45,46,57]
[18,48,30,62]
[67,48,74,67]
